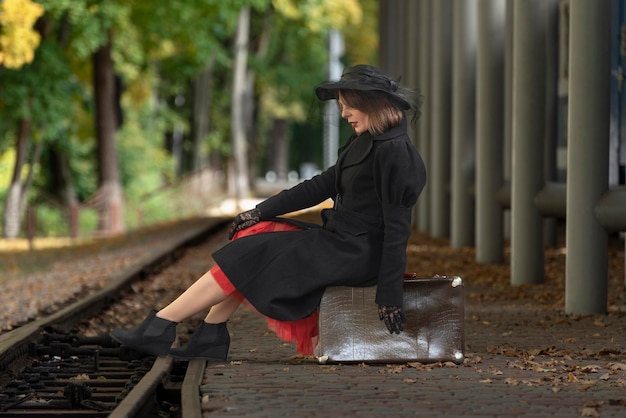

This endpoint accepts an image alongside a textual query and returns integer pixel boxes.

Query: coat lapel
[340,133,373,168]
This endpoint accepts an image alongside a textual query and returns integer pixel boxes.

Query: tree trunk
[190,56,216,172]
[49,146,78,207]
[230,6,251,200]
[2,119,30,238]
[45,9,79,231]
[245,13,273,182]
[93,30,124,234]
[268,118,289,181]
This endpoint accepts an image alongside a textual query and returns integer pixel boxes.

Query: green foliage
[30,205,68,237]
[0,40,78,144]
[0,0,380,238]
[117,103,176,198]
[36,0,127,59]
[343,0,378,65]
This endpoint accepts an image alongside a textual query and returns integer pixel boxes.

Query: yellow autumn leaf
[0,0,44,69]
[273,0,363,33]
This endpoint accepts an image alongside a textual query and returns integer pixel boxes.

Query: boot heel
[169,321,230,361]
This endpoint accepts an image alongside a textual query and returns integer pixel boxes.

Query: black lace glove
[378,305,406,334]
[228,208,262,240]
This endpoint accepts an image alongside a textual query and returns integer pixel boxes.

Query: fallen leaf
[608,362,626,371]
[579,365,601,373]
[386,365,405,374]
[580,407,600,417]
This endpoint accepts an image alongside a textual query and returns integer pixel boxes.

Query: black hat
[315,64,421,112]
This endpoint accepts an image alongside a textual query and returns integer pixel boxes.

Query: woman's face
[338,94,370,135]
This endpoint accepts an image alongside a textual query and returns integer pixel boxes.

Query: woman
[110,64,427,360]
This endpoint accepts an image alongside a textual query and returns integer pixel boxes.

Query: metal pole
[511,0,549,285]
[323,30,343,170]
[565,0,611,314]
[451,0,477,248]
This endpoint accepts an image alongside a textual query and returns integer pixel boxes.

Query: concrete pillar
[451,0,477,248]
[417,0,432,233]
[394,0,407,76]
[565,0,611,314]
[510,0,549,285]
[379,0,404,76]
[429,0,452,238]
[403,0,418,134]
[406,1,421,226]
[378,1,392,73]
[503,0,514,240]
[542,1,560,249]
[475,0,506,263]
[405,1,420,89]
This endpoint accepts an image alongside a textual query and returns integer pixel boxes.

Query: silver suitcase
[315,275,465,364]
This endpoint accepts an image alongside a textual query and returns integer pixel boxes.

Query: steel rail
[0,217,229,416]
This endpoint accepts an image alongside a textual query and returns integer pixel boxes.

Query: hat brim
[315,82,411,110]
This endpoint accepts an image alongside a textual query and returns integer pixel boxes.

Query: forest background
[0,0,377,240]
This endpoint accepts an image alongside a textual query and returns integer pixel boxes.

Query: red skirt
[210,220,319,356]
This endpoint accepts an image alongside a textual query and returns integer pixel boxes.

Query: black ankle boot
[110,310,177,356]
[169,321,230,361]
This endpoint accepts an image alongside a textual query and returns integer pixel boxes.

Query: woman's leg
[204,295,241,323]
[157,270,228,322]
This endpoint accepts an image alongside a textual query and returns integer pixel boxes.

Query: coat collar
[338,118,408,168]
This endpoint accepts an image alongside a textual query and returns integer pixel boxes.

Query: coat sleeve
[256,166,336,218]
[372,138,427,307]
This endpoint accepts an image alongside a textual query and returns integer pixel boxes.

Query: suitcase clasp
[451,276,463,288]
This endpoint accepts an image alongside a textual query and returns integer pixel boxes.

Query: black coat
[212,118,427,321]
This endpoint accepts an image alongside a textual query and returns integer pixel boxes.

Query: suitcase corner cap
[451,277,463,287]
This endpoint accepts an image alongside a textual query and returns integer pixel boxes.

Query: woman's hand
[228,208,262,240]
[378,305,406,334]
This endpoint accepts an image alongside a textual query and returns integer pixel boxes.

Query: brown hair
[338,90,404,136]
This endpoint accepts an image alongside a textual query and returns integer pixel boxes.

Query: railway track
[0,217,229,417]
